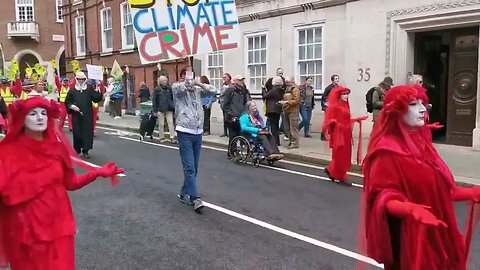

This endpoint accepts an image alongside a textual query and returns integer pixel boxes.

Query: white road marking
[203,201,383,268]
[109,130,382,266]
[71,157,126,177]
[118,135,363,188]
[96,126,366,178]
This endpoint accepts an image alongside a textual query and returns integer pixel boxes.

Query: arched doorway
[58,51,66,77]
[19,53,39,79]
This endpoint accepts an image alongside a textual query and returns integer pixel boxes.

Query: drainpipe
[278,2,283,69]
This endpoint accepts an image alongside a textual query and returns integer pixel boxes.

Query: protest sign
[86,64,104,80]
[110,60,124,79]
[128,0,240,64]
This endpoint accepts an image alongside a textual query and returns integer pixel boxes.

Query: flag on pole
[110,60,124,80]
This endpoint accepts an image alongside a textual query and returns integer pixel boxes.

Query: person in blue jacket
[239,101,283,160]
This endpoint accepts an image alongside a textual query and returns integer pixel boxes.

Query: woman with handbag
[109,77,124,119]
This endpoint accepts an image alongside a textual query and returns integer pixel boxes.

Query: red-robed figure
[0,97,123,270]
[360,85,480,270]
[322,85,367,186]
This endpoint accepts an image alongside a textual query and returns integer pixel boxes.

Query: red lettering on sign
[179,23,191,55]
[191,22,217,54]
[140,32,162,62]
[215,25,237,50]
[158,30,182,58]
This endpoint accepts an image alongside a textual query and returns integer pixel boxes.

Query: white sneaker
[283,136,289,141]
[114,116,121,119]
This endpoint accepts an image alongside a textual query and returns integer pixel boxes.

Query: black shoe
[192,198,204,213]
[82,151,90,159]
[337,180,353,187]
[220,134,227,137]
[324,168,335,182]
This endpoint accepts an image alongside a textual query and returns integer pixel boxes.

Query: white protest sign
[86,64,104,80]
[128,0,240,64]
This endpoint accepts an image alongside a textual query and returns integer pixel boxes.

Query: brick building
[0,0,66,79]
[62,0,190,113]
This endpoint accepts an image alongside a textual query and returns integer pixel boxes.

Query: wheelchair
[227,133,276,167]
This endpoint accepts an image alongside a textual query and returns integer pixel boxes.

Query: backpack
[365,87,378,113]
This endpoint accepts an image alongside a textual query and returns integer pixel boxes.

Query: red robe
[0,135,94,270]
[323,87,352,181]
[363,133,467,270]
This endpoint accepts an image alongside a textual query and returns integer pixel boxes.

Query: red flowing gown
[0,135,85,270]
[324,101,352,181]
[363,133,467,270]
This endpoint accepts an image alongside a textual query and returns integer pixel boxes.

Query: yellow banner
[110,60,124,79]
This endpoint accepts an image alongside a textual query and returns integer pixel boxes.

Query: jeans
[177,131,202,200]
[299,104,312,135]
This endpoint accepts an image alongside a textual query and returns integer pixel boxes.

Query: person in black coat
[152,75,176,143]
[222,75,249,146]
[263,76,285,146]
[138,82,151,103]
[65,72,103,158]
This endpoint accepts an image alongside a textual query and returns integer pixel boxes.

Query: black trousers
[257,134,279,156]
[267,113,281,146]
[203,105,211,132]
[222,110,228,135]
[227,120,241,145]
[111,99,122,117]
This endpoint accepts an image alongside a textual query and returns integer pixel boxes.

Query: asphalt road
[66,127,480,270]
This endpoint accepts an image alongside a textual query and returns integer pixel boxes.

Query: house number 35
[357,68,371,82]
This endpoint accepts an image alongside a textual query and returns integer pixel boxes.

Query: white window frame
[207,51,224,90]
[100,7,113,52]
[120,2,134,50]
[244,31,268,94]
[15,0,35,22]
[75,16,85,56]
[294,24,325,91]
[56,0,63,22]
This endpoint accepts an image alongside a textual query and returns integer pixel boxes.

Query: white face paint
[24,107,48,132]
[403,99,426,127]
[340,93,349,101]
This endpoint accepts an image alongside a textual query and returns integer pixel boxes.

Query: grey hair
[272,76,283,86]
[410,74,423,84]
[285,76,295,83]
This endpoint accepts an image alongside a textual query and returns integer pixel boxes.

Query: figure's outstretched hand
[351,114,368,122]
[97,162,124,178]
[471,186,480,203]
[426,122,444,129]
[411,204,447,228]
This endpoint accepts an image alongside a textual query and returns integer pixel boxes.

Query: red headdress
[322,85,351,136]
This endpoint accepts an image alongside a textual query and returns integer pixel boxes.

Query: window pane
[314,28,322,43]
[306,45,313,60]
[300,63,306,75]
[299,46,305,60]
[315,76,322,90]
[307,29,313,43]
[315,61,322,75]
[249,67,255,77]
[314,44,321,59]
[254,37,260,49]
[299,30,305,45]
[254,51,260,63]
[248,51,253,64]
[126,26,134,45]
[219,53,223,66]
[248,38,253,50]
[261,35,266,49]
[261,65,266,76]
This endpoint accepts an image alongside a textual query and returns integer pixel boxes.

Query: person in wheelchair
[239,101,284,160]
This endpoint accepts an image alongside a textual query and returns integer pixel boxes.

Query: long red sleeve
[452,186,475,201]
[10,79,22,98]
[64,170,99,191]
[54,75,62,91]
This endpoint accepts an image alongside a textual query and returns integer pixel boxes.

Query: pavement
[69,127,480,269]
[96,103,480,185]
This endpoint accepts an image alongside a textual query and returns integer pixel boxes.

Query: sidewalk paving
[96,111,480,185]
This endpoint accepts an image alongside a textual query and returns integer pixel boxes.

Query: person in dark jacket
[263,76,285,146]
[299,77,315,138]
[222,75,249,147]
[153,76,176,143]
[320,74,339,111]
[200,76,215,135]
[138,82,151,103]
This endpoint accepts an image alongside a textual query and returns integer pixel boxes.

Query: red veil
[0,97,119,267]
[357,85,480,269]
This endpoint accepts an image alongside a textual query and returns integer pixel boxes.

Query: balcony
[7,21,40,42]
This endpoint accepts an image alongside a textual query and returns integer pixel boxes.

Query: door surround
[385,0,480,149]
